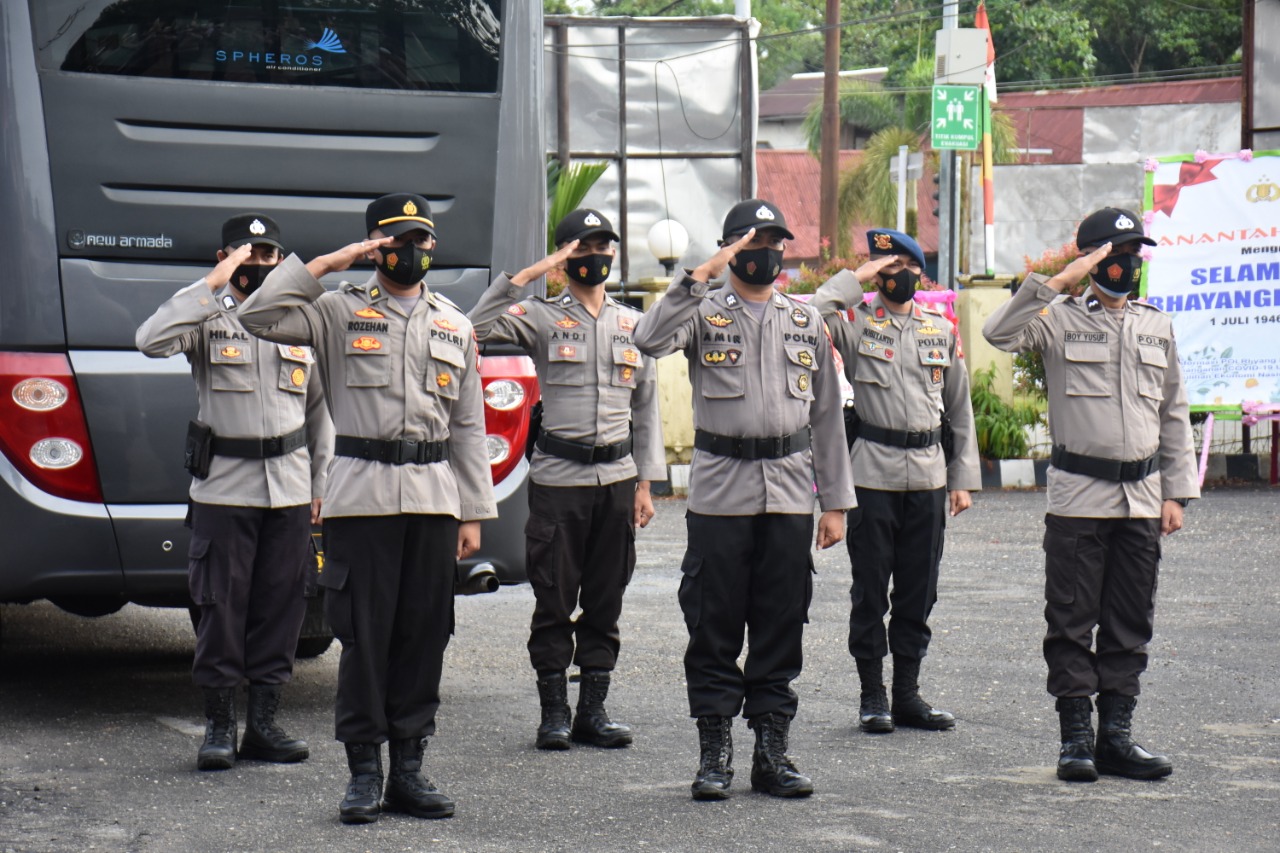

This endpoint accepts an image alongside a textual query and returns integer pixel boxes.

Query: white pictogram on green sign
[930,85,980,151]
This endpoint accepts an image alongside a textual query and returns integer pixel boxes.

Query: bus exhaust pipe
[456,562,499,595]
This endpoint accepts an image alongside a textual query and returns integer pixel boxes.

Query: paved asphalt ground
[1,487,1277,853]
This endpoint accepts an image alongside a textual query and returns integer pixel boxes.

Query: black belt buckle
[261,435,282,457]
[769,435,788,458]
[398,439,420,465]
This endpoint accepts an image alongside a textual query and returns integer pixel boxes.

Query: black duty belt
[335,435,450,465]
[1051,446,1159,482]
[694,427,811,460]
[535,431,633,464]
[211,426,307,459]
[855,422,942,449]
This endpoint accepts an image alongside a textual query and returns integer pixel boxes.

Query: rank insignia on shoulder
[351,336,382,351]
[725,293,739,307]
[1039,306,1050,316]
[221,294,236,310]
[623,349,639,364]
[507,304,527,316]
[290,367,306,387]
[619,315,635,331]
[554,316,580,329]
[1086,295,1102,313]
[436,372,451,387]
[434,317,459,332]
[704,313,733,327]
[561,294,573,305]
[791,307,810,327]
[369,286,381,300]
[797,373,809,392]
[703,350,727,364]
[355,307,385,319]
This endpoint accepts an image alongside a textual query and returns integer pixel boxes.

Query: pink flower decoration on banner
[1140,247,1154,262]
[1193,149,1209,163]
[1144,158,1159,172]
[1239,149,1254,162]
[1143,210,1155,226]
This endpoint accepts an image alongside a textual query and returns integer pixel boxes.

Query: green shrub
[971,365,1043,459]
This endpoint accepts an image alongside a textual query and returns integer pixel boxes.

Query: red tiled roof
[995,77,1241,165]
[756,149,939,267]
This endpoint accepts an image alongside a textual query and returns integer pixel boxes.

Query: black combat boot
[891,654,956,730]
[383,737,455,819]
[1055,696,1098,782]
[1094,693,1173,780]
[239,684,309,763]
[197,687,238,771]
[535,672,572,751]
[691,716,734,801]
[339,743,384,825]
[855,657,894,733]
[748,713,813,798]
[570,670,633,748]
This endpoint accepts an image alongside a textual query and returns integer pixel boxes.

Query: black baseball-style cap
[554,208,620,246]
[366,193,437,239]
[1076,207,1156,249]
[222,213,283,251]
[721,198,795,242]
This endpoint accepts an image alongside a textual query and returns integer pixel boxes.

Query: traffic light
[931,173,941,217]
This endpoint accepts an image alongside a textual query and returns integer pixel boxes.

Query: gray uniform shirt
[238,254,497,522]
[632,271,857,516]
[469,274,665,487]
[135,280,333,508]
[812,271,981,492]
[982,274,1200,518]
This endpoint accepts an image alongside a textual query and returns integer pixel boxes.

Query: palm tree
[802,57,1018,258]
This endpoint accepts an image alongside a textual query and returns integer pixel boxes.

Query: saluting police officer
[468,209,664,752]
[239,194,496,822]
[633,200,856,801]
[983,207,1198,782]
[136,213,333,773]
[812,229,980,735]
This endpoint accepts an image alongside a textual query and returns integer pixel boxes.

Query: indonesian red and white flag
[975,1,997,103]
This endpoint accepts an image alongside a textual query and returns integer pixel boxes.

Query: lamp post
[646,219,689,277]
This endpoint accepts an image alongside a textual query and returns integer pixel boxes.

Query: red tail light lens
[0,353,104,503]
[480,355,539,486]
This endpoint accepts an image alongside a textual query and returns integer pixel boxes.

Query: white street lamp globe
[646,219,689,275]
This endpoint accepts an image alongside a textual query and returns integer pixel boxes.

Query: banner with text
[1142,151,1280,410]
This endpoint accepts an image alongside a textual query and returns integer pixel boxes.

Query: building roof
[996,77,1241,164]
[759,68,888,120]
[756,149,939,266]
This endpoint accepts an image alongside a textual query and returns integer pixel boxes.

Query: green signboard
[930,85,980,151]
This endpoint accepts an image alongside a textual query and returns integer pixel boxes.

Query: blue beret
[866,229,925,270]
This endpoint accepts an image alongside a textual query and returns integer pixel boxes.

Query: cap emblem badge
[1114,214,1134,230]
[873,233,893,251]
[403,201,418,216]
[249,219,266,236]
[754,205,775,221]
[583,212,602,226]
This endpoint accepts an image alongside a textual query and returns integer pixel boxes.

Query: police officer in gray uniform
[136,213,332,772]
[239,194,496,822]
[983,208,1198,782]
[813,229,981,735]
[469,209,665,752]
[633,199,856,801]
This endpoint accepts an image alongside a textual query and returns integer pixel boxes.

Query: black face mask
[729,247,783,286]
[1090,252,1142,298]
[377,243,431,286]
[565,253,611,287]
[879,268,919,304]
[230,263,270,296]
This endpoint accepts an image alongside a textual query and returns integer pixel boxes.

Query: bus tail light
[0,353,104,503]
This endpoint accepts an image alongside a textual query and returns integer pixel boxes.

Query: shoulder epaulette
[427,290,461,312]
[339,281,365,294]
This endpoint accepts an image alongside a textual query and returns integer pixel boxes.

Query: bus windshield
[37,0,502,93]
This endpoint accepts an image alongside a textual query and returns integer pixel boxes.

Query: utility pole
[937,1,959,287]
[819,0,840,258]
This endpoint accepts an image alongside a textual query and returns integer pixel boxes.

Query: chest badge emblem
[352,336,382,351]
[705,313,733,327]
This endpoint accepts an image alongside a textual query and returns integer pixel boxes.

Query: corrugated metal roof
[756,149,939,266]
[759,69,888,120]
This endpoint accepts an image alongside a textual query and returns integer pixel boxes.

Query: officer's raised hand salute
[240,193,497,825]
[469,209,663,754]
[812,228,980,740]
[983,207,1198,784]
[136,213,333,776]
[633,199,856,803]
